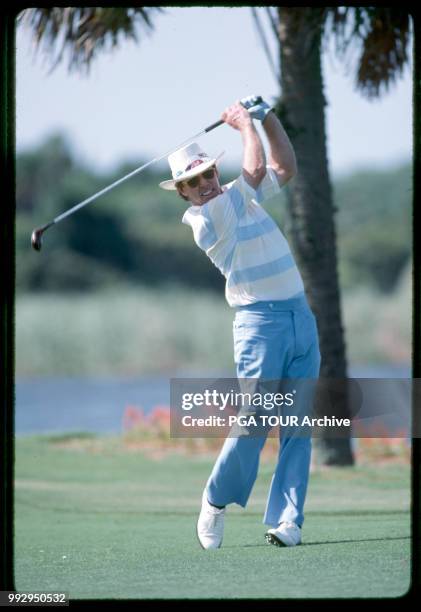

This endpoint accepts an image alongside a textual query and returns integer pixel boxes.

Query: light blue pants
[206,294,321,527]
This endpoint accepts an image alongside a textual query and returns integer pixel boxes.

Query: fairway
[14,436,411,599]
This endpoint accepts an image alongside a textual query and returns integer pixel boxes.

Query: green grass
[15,277,410,376]
[14,436,411,599]
[15,286,234,375]
[342,263,411,365]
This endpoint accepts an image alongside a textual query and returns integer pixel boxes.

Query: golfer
[159,95,320,549]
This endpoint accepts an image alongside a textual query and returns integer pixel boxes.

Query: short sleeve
[181,166,285,247]
[230,166,283,207]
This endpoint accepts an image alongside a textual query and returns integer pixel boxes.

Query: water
[14,365,411,436]
[15,376,171,436]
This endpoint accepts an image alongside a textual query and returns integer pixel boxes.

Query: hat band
[185,159,205,172]
[174,156,211,179]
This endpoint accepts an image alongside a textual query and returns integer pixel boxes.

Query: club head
[31,228,44,252]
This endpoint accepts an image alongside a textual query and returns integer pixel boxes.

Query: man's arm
[262,111,297,186]
[221,102,266,190]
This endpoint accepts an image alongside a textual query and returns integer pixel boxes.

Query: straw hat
[159,142,224,190]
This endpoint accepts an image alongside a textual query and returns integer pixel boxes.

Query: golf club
[31,97,263,252]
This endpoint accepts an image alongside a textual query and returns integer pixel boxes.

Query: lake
[14,365,412,436]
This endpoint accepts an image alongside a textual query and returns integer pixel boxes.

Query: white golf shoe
[265,522,302,547]
[196,490,225,549]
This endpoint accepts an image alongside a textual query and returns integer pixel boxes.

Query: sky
[16,7,413,178]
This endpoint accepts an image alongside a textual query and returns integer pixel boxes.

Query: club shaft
[53,121,225,226]
[53,157,159,224]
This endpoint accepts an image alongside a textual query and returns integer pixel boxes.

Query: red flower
[122,405,145,431]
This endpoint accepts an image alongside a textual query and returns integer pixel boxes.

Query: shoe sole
[196,522,223,550]
[265,532,301,547]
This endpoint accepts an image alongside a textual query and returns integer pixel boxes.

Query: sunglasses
[184,166,216,188]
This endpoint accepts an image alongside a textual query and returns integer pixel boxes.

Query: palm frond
[250,7,280,86]
[19,7,164,74]
[327,7,411,99]
[356,9,411,98]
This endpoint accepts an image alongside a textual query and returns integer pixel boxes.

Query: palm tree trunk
[277,7,354,465]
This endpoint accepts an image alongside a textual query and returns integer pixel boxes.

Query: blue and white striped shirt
[182,166,304,307]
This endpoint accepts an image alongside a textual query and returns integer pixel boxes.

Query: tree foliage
[16,134,410,295]
[326,7,411,99]
[18,7,164,73]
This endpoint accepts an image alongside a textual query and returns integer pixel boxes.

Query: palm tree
[19,7,414,465]
[18,7,163,73]
[252,7,412,464]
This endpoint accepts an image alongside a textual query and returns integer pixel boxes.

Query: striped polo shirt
[182,166,304,307]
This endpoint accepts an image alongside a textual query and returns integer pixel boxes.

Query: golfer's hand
[221,102,254,132]
[240,94,273,123]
